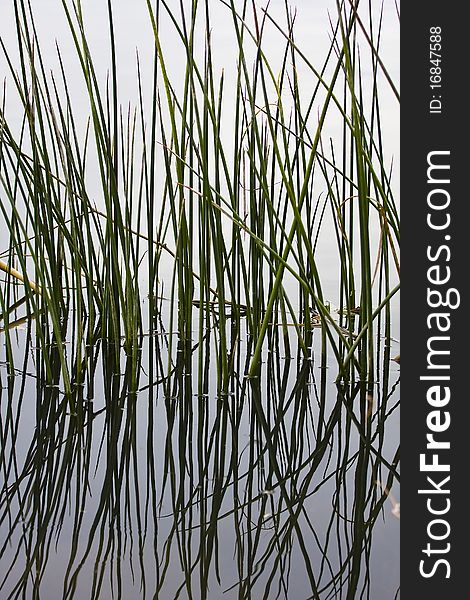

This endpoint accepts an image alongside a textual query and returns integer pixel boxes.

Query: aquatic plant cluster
[0,0,400,598]
[0,0,399,387]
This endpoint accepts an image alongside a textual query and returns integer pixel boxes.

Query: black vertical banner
[402,3,468,597]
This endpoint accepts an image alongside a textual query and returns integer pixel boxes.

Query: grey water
[0,1,400,597]
[0,305,400,599]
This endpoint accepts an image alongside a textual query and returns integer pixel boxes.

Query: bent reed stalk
[0,259,40,293]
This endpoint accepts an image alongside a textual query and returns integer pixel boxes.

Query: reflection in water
[0,313,399,599]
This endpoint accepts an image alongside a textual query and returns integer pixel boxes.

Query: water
[0,307,399,599]
[0,1,400,597]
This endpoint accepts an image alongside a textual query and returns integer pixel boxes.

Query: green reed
[0,3,399,597]
[0,0,399,390]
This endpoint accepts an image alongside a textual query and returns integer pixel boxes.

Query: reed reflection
[0,317,399,599]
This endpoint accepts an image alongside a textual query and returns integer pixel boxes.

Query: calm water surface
[0,309,399,599]
[0,1,399,597]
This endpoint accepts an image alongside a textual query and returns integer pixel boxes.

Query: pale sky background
[0,0,400,310]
